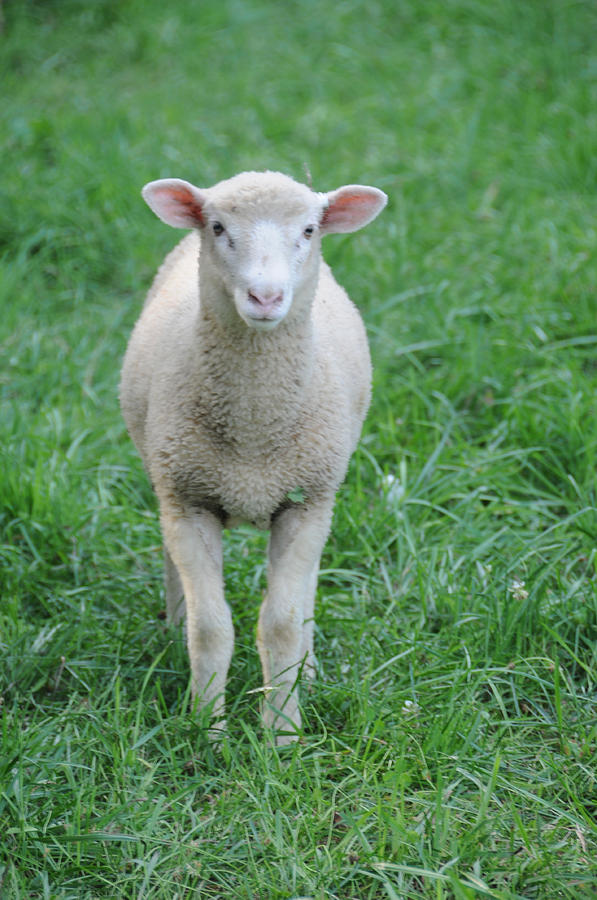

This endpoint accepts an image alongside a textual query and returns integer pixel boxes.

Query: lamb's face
[201,179,325,330]
[141,171,387,331]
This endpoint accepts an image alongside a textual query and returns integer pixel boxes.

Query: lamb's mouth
[242,312,282,330]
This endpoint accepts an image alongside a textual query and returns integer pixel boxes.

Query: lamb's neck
[194,310,315,447]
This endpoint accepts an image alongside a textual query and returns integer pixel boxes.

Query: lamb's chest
[162,421,341,529]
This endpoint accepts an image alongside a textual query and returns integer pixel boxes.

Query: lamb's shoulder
[312,262,372,436]
[314,262,370,354]
[143,231,200,311]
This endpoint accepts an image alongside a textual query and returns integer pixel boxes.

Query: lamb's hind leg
[258,498,334,745]
[160,506,233,737]
[164,546,185,625]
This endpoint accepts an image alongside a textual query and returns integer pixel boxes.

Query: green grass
[1,0,596,896]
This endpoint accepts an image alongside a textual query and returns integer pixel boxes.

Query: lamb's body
[120,171,386,743]
[123,232,370,529]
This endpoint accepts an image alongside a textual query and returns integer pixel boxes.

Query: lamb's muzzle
[247,289,285,318]
[120,169,387,745]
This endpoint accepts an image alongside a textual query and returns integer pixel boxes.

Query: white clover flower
[382,460,407,504]
[401,699,420,716]
[509,578,529,601]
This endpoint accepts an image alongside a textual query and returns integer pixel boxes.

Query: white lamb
[120,170,387,743]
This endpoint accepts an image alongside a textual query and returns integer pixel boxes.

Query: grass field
[1,0,597,897]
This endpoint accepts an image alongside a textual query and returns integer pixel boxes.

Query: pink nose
[248,290,283,314]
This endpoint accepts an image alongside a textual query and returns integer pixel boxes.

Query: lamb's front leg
[258,498,334,745]
[160,506,233,736]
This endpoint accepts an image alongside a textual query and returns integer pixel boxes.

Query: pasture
[1,0,596,896]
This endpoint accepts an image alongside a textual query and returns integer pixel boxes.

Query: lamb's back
[119,233,200,461]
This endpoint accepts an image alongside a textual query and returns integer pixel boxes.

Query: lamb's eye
[212,222,225,236]
[303,225,315,239]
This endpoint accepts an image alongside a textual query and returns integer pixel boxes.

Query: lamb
[120,170,387,744]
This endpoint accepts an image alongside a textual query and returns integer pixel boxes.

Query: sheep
[120,170,387,744]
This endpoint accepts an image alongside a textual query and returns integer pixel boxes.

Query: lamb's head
[142,171,387,331]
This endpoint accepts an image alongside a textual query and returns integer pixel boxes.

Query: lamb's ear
[141,178,207,228]
[320,185,388,234]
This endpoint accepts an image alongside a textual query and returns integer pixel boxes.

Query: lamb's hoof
[263,718,301,748]
[300,654,319,690]
[275,728,300,748]
[207,720,228,749]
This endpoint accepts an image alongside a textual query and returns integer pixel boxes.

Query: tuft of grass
[1,0,596,897]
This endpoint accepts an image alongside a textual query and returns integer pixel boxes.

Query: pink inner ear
[157,185,205,226]
[321,188,386,234]
[143,179,207,228]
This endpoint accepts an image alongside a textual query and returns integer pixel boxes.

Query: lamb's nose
[248,290,284,314]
